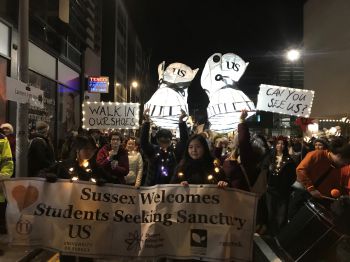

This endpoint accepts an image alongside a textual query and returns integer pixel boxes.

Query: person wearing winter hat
[0,123,15,163]
[0,123,13,135]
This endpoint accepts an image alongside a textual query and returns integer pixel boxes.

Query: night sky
[125,0,305,112]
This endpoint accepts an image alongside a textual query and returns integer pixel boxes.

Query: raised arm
[237,110,257,185]
[175,109,189,160]
[140,108,155,158]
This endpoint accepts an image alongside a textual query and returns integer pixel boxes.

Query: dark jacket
[40,158,109,184]
[28,133,55,177]
[171,158,226,185]
[96,145,129,184]
[224,122,264,191]
[267,155,296,197]
[140,121,188,186]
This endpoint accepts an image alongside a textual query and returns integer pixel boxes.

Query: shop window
[0,56,8,123]
[28,71,56,133]
[56,84,80,158]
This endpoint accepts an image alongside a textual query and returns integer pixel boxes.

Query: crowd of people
[1,111,350,260]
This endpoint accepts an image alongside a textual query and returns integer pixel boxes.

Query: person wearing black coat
[140,108,188,186]
[28,121,55,177]
[265,137,296,236]
[171,134,227,188]
[41,135,110,185]
[40,135,108,262]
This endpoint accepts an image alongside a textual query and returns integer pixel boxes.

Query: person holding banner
[171,134,228,187]
[141,108,188,186]
[40,135,108,185]
[96,131,129,184]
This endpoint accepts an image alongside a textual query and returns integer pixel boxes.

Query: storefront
[2,24,82,154]
[0,20,10,124]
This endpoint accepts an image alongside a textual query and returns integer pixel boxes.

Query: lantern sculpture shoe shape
[145,62,198,129]
[201,53,255,133]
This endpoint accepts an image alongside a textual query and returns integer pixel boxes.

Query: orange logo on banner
[11,185,39,211]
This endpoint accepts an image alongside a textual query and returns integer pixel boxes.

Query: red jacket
[96,145,129,184]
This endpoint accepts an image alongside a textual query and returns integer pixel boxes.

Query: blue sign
[88,76,109,93]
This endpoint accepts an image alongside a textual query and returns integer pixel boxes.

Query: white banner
[256,84,315,117]
[6,76,44,108]
[2,178,258,261]
[82,102,140,130]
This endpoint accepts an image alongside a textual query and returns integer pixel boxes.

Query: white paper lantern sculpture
[145,62,198,129]
[201,53,256,133]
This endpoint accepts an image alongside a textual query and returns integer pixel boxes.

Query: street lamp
[286,49,301,62]
[286,49,301,88]
[129,81,138,102]
[114,82,121,102]
[285,48,302,137]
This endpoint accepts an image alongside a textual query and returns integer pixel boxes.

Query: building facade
[0,0,102,152]
[101,0,151,105]
[1,0,151,151]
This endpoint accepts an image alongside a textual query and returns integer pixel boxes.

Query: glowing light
[178,172,184,177]
[286,49,301,62]
[203,53,255,133]
[82,160,89,168]
[207,175,213,180]
[131,81,138,88]
[90,178,96,183]
[69,167,74,172]
[145,62,198,129]
[71,176,78,181]
[214,167,220,173]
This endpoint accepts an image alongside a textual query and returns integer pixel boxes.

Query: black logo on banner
[191,229,207,247]
[68,224,92,239]
[125,230,142,251]
[16,219,32,235]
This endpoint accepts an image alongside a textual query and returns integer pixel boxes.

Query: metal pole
[129,85,132,102]
[16,0,29,177]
